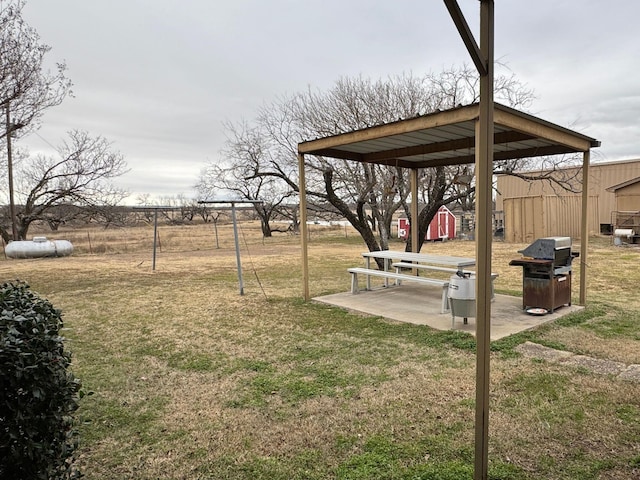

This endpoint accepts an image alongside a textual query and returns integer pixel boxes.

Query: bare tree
[174,194,197,223]
[0,130,128,241]
[1,0,74,240]
[199,66,544,257]
[0,0,72,142]
[193,203,213,223]
[493,154,584,195]
[196,121,296,237]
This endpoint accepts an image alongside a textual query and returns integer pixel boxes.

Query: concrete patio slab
[314,283,582,341]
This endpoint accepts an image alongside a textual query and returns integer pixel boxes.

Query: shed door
[438,210,449,238]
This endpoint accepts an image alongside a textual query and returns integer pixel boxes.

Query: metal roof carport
[297,101,600,302]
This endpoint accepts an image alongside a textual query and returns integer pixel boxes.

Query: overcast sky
[19,0,640,203]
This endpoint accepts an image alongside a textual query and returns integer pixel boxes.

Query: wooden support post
[579,150,590,305]
[474,2,494,480]
[411,168,419,253]
[298,153,310,301]
[152,208,158,271]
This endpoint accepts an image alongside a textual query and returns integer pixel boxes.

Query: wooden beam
[307,148,364,162]
[492,144,575,161]
[444,0,487,76]
[361,131,534,163]
[309,131,535,165]
[494,107,592,152]
[314,145,578,173]
[311,143,576,170]
[363,158,419,169]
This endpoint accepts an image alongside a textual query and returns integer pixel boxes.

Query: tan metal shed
[503,195,599,243]
[607,176,640,235]
[607,176,640,211]
[496,158,640,239]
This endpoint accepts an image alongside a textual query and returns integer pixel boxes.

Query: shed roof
[606,176,640,192]
[298,102,599,168]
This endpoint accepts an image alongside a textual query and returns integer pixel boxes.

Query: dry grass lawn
[1,222,638,479]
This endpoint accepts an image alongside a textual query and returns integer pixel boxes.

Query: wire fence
[1,221,362,258]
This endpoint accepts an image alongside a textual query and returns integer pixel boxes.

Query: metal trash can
[448,271,475,327]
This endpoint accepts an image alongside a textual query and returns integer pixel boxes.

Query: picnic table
[362,250,476,272]
[348,250,477,314]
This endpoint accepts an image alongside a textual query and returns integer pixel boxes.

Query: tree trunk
[322,169,385,268]
[261,219,272,237]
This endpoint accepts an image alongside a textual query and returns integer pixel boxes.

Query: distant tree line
[0,201,260,232]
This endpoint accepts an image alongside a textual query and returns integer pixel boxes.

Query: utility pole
[5,101,19,242]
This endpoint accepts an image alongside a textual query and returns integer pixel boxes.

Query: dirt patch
[618,364,640,383]
[542,326,640,365]
[515,342,573,362]
[516,341,639,382]
[558,355,627,376]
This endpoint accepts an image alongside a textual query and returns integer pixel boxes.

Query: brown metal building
[495,158,640,242]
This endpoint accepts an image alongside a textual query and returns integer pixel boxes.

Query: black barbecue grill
[509,236,579,313]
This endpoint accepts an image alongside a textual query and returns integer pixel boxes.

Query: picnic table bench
[347,267,450,313]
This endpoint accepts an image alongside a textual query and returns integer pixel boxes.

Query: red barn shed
[398,206,457,241]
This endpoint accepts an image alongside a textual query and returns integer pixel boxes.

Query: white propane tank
[5,237,73,259]
[613,229,634,246]
[448,273,476,325]
[614,228,634,238]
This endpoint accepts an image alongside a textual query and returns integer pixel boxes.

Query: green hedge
[0,281,82,479]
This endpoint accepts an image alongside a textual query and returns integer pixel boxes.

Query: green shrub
[0,281,82,479]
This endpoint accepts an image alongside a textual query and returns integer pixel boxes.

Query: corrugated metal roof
[298,102,599,168]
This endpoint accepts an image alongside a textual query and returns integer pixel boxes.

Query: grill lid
[518,236,571,260]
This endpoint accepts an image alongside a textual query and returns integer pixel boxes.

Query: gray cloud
[19,0,640,201]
